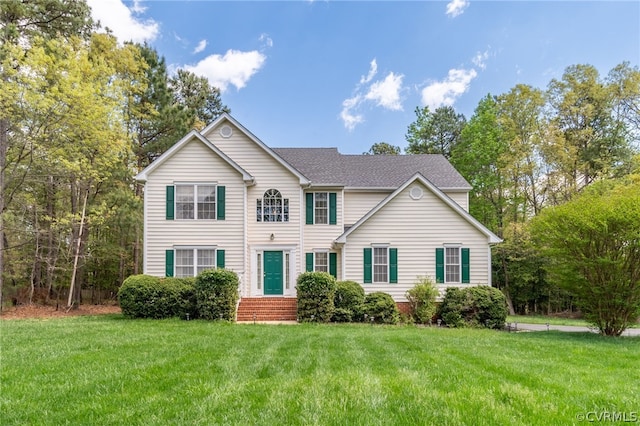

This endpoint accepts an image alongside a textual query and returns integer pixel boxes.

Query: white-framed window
[373,247,388,283]
[257,189,289,222]
[257,252,262,290]
[314,192,328,224]
[314,252,328,273]
[176,184,216,220]
[445,247,461,283]
[285,252,290,290]
[175,248,216,278]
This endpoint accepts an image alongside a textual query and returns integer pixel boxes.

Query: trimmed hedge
[363,292,400,325]
[332,280,365,322]
[296,272,337,323]
[406,277,439,324]
[118,274,194,319]
[195,269,239,321]
[438,286,508,329]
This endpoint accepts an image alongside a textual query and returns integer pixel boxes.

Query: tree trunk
[67,187,89,310]
[0,117,7,311]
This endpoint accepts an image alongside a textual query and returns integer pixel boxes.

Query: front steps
[236,297,297,322]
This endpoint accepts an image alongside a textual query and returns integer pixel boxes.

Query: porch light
[270,233,275,240]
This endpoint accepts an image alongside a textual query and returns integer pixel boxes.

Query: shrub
[163,277,197,320]
[406,277,439,324]
[195,269,239,321]
[296,272,336,322]
[118,274,195,319]
[363,292,399,325]
[332,280,365,322]
[437,286,508,329]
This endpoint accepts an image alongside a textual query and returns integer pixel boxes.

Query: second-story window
[257,189,289,222]
[176,184,216,220]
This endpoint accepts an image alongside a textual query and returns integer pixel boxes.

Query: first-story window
[373,247,388,283]
[314,252,328,273]
[445,247,461,283]
[173,248,217,278]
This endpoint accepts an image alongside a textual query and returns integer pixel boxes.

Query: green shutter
[389,248,398,283]
[461,248,470,283]
[216,186,225,220]
[166,186,174,220]
[305,193,314,224]
[329,252,337,278]
[329,193,337,225]
[363,248,372,283]
[305,253,314,272]
[435,248,444,283]
[165,250,174,277]
[217,249,225,269]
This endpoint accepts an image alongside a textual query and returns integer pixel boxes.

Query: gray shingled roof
[272,148,471,189]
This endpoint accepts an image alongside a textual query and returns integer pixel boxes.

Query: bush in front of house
[163,277,197,320]
[363,291,400,324]
[332,280,365,322]
[406,277,439,325]
[438,286,508,329]
[195,269,239,321]
[296,272,337,322]
[118,274,194,319]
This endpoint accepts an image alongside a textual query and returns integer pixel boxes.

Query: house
[135,113,502,320]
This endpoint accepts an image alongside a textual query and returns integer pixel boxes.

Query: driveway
[509,322,640,336]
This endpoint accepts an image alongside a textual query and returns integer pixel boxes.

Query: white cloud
[87,0,159,43]
[259,33,274,48]
[360,59,378,84]
[365,72,404,111]
[340,59,404,130]
[193,39,207,54]
[472,50,489,70]
[421,68,477,110]
[183,49,267,92]
[446,0,469,17]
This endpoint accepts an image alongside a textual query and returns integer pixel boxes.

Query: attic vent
[219,125,233,138]
[409,186,423,200]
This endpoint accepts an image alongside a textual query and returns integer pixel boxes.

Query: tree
[406,106,466,158]
[363,142,401,155]
[0,0,93,310]
[451,95,509,234]
[530,175,640,336]
[169,69,230,131]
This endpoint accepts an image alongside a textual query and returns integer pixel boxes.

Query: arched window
[257,189,289,222]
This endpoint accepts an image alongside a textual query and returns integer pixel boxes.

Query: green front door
[264,251,283,295]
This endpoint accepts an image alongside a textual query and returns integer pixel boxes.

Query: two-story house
[135,113,502,320]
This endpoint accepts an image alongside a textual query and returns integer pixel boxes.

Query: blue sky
[87,1,639,154]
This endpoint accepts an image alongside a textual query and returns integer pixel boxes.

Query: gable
[336,173,501,244]
[201,114,310,185]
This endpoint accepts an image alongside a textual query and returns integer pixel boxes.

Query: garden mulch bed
[0,304,121,320]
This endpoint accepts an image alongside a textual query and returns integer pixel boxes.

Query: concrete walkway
[509,322,640,337]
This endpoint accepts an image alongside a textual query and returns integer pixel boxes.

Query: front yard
[1,316,638,425]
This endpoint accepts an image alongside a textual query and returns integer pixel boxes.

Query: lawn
[1,316,639,426]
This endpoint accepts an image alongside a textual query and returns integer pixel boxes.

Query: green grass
[507,314,640,328]
[1,316,639,425]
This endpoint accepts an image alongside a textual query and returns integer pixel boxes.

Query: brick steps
[236,297,298,322]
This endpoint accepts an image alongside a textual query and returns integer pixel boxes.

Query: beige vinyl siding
[144,138,245,279]
[205,122,303,292]
[343,191,390,226]
[444,191,469,211]
[343,182,491,301]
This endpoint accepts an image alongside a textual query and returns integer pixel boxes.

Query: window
[373,247,388,283]
[445,247,460,283]
[436,247,470,284]
[257,189,289,222]
[314,252,328,273]
[285,253,290,289]
[175,184,216,220]
[306,192,337,225]
[363,247,397,284]
[257,253,262,290]
[167,247,224,278]
[314,193,328,224]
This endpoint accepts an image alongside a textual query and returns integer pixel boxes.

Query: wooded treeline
[1,1,638,314]
[1,1,229,308]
